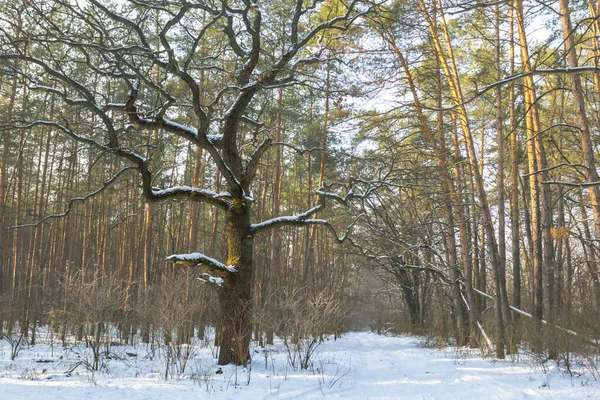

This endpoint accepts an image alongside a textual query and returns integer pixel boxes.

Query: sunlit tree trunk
[560,0,600,311]
[508,3,522,334]
[420,0,510,357]
[515,0,548,351]
[385,30,470,346]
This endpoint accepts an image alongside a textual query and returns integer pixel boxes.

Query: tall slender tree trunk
[420,0,510,356]
[587,1,600,107]
[304,68,331,289]
[578,192,600,308]
[515,0,547,350]
[508,3,522,333]
[560,0,600,311]
[0,75,17,298]
[387,32,470,345]
[495,3,507,306]
[495,3,514,352]
[451,117,478,348]
[266,87,284,345]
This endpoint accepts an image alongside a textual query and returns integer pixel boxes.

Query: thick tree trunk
[218,205,254,365]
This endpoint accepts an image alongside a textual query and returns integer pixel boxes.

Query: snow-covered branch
[124,78,243,195]
[272,142,322,155]
[317,179,382,206]
[151,186,231,210]
[251,209,363,248]
[472,288,600,348]
[252,179,379,235]
[198,273,224,288]
[542,180,600,187]
[304,215,365,244]
[421,66,600,112]
[250,204,324,233]
[166,252,238,275]
[361,249,454,285]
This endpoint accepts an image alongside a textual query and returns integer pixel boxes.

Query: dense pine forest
[1,0,600,374]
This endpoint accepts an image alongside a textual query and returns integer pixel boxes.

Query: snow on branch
[316,188,355,205]
[421,66,600,112]
[542,180,600,188]
[317,179,383,206]
[302,215,364,244]
[124,79,243,195]
[250,204,324,233]
[522,162,588,178]
[198,273,224,288]
[166,252,238,275]
[272,142,322,155]
[472,288,600,348]
[367,252,454,285]
[251,179,380,235]
[124,79,201,144]
[251,212,363,248]
[0,120,107,151]
[150,186,231,209]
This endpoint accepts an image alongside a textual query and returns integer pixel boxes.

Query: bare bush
[1,289,33,360]
[271,288,346,370]
[60,273,128,370]
[136,273,210,380]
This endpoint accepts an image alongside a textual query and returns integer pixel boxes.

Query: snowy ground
[1,331,598,399]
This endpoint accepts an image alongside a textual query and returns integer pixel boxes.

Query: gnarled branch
[166,252,238,276]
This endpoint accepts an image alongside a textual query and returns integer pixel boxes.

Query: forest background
[1,0,599,368]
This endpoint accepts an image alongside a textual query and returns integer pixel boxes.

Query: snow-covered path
[1,332,598,399]
[322,334,596,400]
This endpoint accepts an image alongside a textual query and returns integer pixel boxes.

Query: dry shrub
[271,288,346,370]
[61,273,128,370]
[136,273,211,379]
[0,286,35,360]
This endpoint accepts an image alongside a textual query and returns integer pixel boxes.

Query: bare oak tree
[0,0,374,365]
